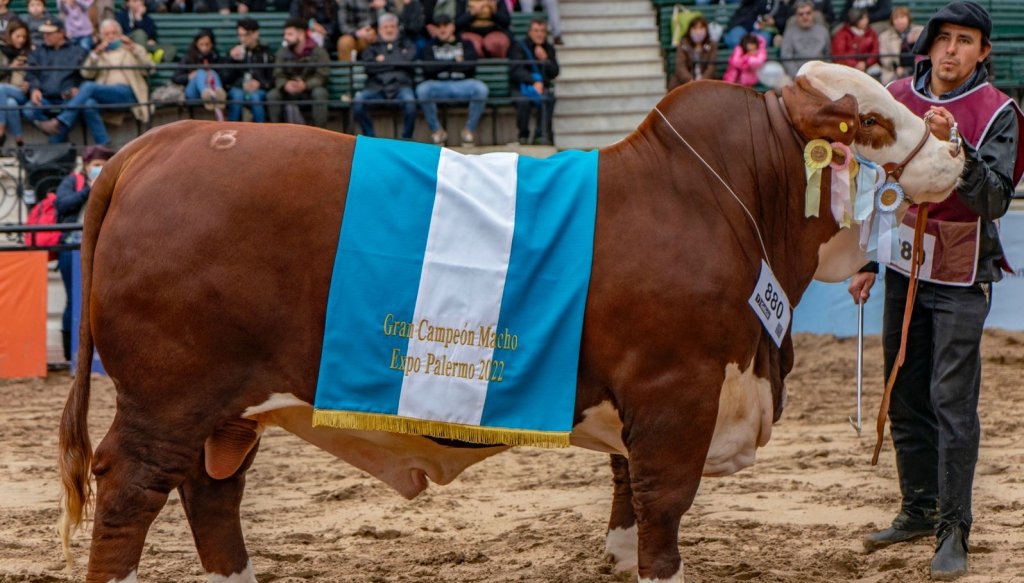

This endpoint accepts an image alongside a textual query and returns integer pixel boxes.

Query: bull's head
[784,61,964,205]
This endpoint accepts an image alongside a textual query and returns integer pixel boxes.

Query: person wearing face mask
[669,16,717,90]
[54,145,115,362]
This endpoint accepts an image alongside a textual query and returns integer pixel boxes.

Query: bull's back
[92,121,355,402]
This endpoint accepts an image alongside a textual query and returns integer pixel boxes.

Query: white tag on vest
[890,221,936,279]
[748,260,791,347]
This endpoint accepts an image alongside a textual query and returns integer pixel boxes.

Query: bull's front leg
[624,378,720,583]
[605,454,638,574]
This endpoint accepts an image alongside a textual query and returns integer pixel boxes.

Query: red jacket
[831,24,879,68]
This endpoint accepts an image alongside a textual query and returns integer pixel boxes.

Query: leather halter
[881,122,932,182]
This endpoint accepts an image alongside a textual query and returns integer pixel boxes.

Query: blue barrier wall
[794,210,1024,337]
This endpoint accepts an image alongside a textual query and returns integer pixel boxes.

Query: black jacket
[26,41,87,100]
[222,42,275,91]
[360,37,417,95]
[508,36,558,88]
[421,38,476,80]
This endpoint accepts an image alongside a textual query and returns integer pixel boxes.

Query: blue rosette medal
[870,180,904,263]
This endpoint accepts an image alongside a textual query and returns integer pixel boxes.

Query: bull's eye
[862,117,877,127]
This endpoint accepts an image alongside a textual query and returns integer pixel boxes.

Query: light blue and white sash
[314,137,598,447]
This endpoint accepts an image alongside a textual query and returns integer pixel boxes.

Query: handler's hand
[848,272,876,305]
[925,106,955,141]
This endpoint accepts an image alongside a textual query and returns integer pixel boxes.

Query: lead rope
[654,106,773,270]
[871,203,929,465]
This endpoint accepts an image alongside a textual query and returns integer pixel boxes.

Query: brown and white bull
[59,62,963,583]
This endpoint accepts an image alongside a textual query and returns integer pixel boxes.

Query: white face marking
[604,525,638,574]
[638,564,684,583]
[796,61,962,203]
[703,358,775,477]
[208,561,257,583]
[107,572,138,583]
[570,401,626,455]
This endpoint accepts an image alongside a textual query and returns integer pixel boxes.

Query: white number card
[748,260,791,347]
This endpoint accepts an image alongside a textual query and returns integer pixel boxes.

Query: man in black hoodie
[508,17,557,146]
[353,12,417,138]
[416,13,487,145]
[224,17,274,122]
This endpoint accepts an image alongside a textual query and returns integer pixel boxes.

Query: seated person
[173,28,227,106]
[878,5,921,84]
[223,17,273,122]
[780,0,830,79]
[508,17,557,145]
[775,0,835,35]
[832,7,881,78]
[269,17,330,127]
[59,0,94,50]
[456,0,509,58]
[723,0,776,48]
[24,20,87,139]
[840,0,890,27]
[290,0,334,46]
[0,0,17,36]
[0,20,31,146]
[417,13,488,145]
[117,0,175,63]
[669,16,717,89]
[723,32,766,87]
[335,0,396,61]
[36,19,153,145]
[354,13,416,138]
[23,0,56,47]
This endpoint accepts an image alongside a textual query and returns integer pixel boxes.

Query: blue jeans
[70,35,94,51]
[0,83,27,138]
[227,87,267,122]
[415,79,488,132]
[51,82,136,145]
[185,69,223,100]
[353,86,417,139]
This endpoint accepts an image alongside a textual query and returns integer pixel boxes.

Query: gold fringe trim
[312,409,571,448]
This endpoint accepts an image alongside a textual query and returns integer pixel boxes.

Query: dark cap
[38,19,65,33]
[237,17,260,31]
[433,13,453,25]
[82,145,115,164]
[913,1,992,55]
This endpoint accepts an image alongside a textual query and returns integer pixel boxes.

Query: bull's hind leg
[605,454,639,574]
[87,413,202,583]
[178,439,260,582]
[625,377,720,583]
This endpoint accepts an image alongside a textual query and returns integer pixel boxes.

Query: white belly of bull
[568,358,776,476]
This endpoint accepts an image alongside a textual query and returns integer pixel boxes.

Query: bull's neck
[599,90,840,306]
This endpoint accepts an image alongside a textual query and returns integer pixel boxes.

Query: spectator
[840,0,890,27]
[58,0,93,50]
[423,0,456,39]
[236,0,267,12]
[55,145,114,361]
[669,16,717,90]
[780,0,830,79]
[508,17,557,145]
[775,0,835,34]
[0,20,30,146]
[335,0,395,62]
[0,0,17,36]
[23,0,56,47]
[878,5,921,84]
[269,17,329,127]
[223,17,273,122]
[400,0,426,53]
[832,7,881,78]
[117,0,163,58]
[723,0,777,48]
[24,19,86,137]
[290,0,334,46]
[519,0,560,45]
[36,19,152,144]
[456,0,510,58]
[353,12,416,137]
[417,13,487,145]
[173,29,227,107]
[723,32,767,87]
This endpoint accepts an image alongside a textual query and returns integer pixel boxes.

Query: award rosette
[804,139,832,217]
[829,142,853,227]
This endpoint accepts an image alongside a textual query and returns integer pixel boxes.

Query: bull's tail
[57,145,130,569]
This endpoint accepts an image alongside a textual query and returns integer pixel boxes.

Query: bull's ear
[782,76,860,145]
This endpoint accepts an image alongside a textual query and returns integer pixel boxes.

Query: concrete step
[559,60,665,81]
[562,30,660,47]
[555,76,666,97]
[553,111,648,133]
[560,16,657,32]
[555,92,663,115]
[556,132,632,150]
[559,2,655,17]
[557,45,663,64]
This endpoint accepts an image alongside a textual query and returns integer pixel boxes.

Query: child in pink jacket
[723,33,767,87]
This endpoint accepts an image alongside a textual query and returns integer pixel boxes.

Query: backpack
[26,172,85,256]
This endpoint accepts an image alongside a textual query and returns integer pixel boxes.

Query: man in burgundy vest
[848,1,1023,580]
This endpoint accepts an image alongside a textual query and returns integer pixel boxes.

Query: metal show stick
[849,301,864,436]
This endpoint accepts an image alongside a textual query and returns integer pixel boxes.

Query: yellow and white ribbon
[804,139,832,217]
[829,142,853,228]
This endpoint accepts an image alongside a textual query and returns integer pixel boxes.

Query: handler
[848,1,1023,580]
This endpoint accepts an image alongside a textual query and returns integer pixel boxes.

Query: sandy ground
[1,331,1022,583]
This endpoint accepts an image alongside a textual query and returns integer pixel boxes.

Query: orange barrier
[0,252,48,378]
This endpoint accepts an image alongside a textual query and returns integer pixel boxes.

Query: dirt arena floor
[1,331,1022,583]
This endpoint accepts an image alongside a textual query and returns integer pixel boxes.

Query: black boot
[930,525,968,580]
[62,330,72,362]
[863,510,936,552]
